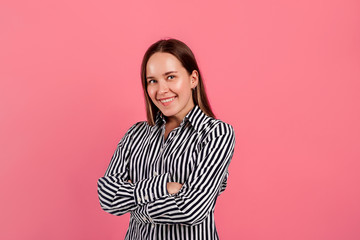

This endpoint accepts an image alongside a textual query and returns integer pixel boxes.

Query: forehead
[146,52,184,75]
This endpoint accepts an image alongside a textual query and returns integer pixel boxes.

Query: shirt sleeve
[132,122,236,226]
[97,122,171,216]
[218,170,229,196]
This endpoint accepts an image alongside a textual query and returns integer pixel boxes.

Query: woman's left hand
[167,182,183,195]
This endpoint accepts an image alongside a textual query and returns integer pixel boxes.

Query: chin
[160,109,176,117]
[157,106,178,117]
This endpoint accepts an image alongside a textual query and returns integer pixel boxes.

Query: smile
[160,97,175,103]
[158,96,176,106]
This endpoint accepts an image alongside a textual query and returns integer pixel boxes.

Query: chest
[128,126,199,183]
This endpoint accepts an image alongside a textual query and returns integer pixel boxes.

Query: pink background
[1,0,359,239]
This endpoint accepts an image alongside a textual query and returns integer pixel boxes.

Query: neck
[165,116,182,127]
[165,103,195,126]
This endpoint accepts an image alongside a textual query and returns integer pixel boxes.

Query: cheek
[173,79,190,92]
[147,87,155,99]
[175,79,192,97]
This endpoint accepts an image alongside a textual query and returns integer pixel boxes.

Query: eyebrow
[146,71,177,79]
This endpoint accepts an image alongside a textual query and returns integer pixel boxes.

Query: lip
[158,96,176,101]
[158,96,176,106]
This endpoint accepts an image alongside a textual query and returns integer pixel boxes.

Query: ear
[190,70,199,89]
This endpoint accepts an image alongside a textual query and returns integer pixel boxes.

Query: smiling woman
[97,38,236,240]
[146,52,199,139]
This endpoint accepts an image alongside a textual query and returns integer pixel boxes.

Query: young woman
[97,38,235,239]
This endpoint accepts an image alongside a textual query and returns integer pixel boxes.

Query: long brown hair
[141,38,215,126]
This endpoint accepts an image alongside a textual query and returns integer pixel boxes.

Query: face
[146,52,198,123]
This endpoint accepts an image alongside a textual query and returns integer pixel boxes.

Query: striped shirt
[97,105,235,239]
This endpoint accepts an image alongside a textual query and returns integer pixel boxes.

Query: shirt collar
[155,105,207,132]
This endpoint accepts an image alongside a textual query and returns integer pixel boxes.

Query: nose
[158,81,169,94]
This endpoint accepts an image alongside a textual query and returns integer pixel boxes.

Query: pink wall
[1,0,359,239]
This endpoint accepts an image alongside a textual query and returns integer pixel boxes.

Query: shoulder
[124,121,151,136]
[194,116,235,151]
[117,121,149,146]
[193,117,235,157]
[200,116,235,139]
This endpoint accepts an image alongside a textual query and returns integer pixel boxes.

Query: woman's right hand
[167,182,183,195]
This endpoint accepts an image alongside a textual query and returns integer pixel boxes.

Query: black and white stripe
[97,105,235,239]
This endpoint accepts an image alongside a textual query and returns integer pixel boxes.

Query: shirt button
[154,171,158,176]
[137,197,141,203]
[145,195,149,201]
[142,216,147,222]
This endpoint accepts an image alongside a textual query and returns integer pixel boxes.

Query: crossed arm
[97,122,235,225]
[128,179,183,195]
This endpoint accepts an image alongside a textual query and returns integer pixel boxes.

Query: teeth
[160,97,175,103]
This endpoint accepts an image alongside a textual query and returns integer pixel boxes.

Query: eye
[167,75,175,80]
[148,79,156,84]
